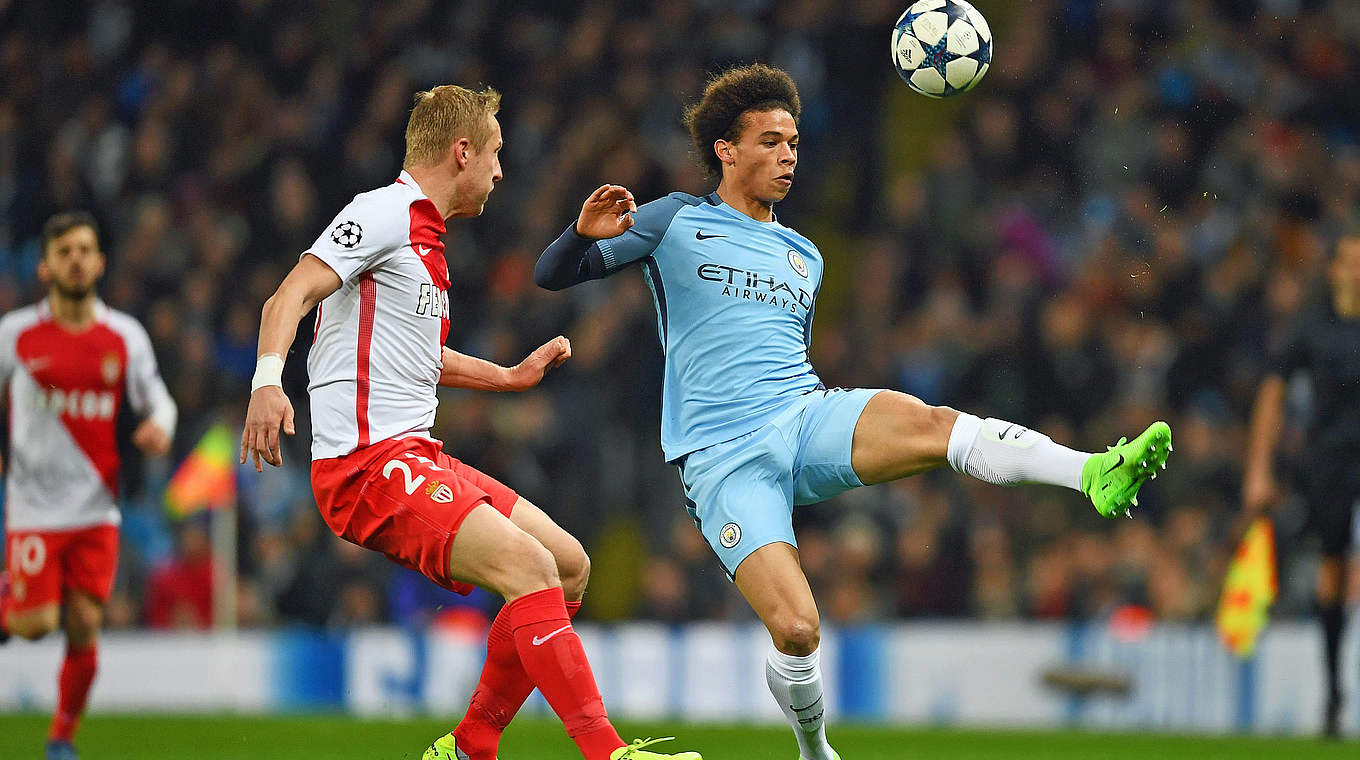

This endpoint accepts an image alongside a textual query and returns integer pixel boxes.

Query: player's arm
[1242,373,1286,515]
[536,185,705,291]
[241,254,341,471]
[439,336,571,392]
[1243,315,1307,515]
[122,320,177,457]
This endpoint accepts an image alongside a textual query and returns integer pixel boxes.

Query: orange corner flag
[165,422,237,518]
[1215,517,1278,658]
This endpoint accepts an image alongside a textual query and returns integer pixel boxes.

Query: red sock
[49,643,98,742]
[454,599,583,759]
[505,588,621,760]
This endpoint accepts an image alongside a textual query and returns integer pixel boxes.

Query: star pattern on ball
[918,30,961,80]
[940,2,992,64]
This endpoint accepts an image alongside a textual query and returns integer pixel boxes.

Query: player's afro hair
[683,63,801,180]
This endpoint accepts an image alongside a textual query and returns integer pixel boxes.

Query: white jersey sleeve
[307,194,410,285]
[0,311,22,386]
[109,311,177,438]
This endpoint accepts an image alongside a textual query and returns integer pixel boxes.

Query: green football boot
[422,732,471,760]
[610,737,702,760]
[1081,421,1172,519]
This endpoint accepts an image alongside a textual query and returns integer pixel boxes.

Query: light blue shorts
[677,387,883,579]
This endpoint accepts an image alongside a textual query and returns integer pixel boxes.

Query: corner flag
[1215,517,1278,658]
[165,422,237,518]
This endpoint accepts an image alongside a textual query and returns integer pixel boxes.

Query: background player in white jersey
[0,211,177,760]
[241,84,697,760]
[536,64,1172,760]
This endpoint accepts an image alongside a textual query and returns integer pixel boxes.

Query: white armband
[251,353,285,393]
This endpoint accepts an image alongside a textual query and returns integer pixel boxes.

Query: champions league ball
[892,0,992,98]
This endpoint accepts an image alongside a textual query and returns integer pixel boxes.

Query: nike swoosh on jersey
[531,624,573,646]
[695,230,727,240]
[414,245,430,257]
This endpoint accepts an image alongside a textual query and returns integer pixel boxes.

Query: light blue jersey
[596,192,825,461]
[537,191,883,576]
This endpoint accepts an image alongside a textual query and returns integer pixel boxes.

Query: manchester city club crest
[719,522,742,549]
[787,249,808,278]
[331,220,363,248]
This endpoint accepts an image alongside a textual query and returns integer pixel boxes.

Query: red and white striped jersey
[306,170,451,460]
[0,300,177,531]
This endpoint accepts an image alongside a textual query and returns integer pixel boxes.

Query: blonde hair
[403,85,502,169]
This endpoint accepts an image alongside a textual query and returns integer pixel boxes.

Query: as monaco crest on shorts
[101,353,121,385]
[424,480,455,504]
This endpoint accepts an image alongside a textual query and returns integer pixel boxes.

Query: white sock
[766,647,836,760]
[946,413,1090,491]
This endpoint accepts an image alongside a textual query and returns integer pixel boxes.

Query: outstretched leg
[850,391,1170,518]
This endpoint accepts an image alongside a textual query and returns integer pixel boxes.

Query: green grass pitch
[0,714,1352,759]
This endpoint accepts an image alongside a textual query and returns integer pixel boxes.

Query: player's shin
[946,413,1089,491]
[506,587,623,760]
[49,643,97,743]
[454,599,584,759]
[766,647,837,760]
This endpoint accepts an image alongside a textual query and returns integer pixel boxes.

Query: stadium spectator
[0,1,1355,641]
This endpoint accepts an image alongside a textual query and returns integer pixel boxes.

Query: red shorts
[4,524,120,614]
[311,435,519,595]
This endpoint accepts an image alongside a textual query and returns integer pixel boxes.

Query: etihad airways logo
[696,263,813,314]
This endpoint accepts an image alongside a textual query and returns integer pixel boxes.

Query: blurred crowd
[1,0,1358,630]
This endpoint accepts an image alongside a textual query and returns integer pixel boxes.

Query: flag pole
[166,421,240,631]
[211,497,237,631]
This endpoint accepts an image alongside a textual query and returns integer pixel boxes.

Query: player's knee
[915,399,959,439]
[495,533,561,599]
[8,608,60,640]
[557,544,591,601]
[887,392,957,439]
[66,604,102,641]
[769,611,820,656]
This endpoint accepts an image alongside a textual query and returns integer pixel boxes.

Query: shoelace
[619,736,678,757]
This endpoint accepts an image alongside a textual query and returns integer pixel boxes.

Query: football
[891,0,992,98]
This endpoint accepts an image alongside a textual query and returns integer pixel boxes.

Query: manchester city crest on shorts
[787,249,808,278]
[331,220,363,248]
[719,522,742,549]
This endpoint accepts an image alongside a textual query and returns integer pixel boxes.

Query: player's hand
[132,419,171,457]
[1242,469,1280,517]
[507,336,571,391]
[575,184,636,240]
[241,385,295,472]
